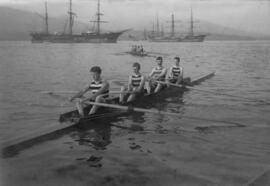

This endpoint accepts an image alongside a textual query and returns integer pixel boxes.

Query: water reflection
[126,111,145,123]
[74,122,112,150]
[70,111,146,150]
[70,88,186,150]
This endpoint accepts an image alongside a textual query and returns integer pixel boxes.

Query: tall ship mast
[45,1,49,35]
[30,0,129,43]
[148,8,206,42]
[180,7,206,42]
[68,0,74,36]
[170,13,175,37]
[96,0,102,35]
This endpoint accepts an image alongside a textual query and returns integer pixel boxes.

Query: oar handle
[40,91,78,94]
[69,90,133,102]
[41,90,130,95]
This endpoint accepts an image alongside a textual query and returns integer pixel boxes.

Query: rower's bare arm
[166,67,173,80]
[148,69,155,79]
[138,76,146,91]
[181,68,184,78]
[127,76,132,91]
[163,68,168,77]
[176,68,184,84]
[69,85,90,101]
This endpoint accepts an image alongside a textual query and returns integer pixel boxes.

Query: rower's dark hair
[174,57,180,62]
[90,66,102,74]
[156,56,163,61]
[133,62,140,70]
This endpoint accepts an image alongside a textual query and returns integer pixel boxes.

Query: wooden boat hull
[125,51,148,57]
[59,72,215,124]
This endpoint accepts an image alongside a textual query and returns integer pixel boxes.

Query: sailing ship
[30,0,129,43]
[148,8,206,42]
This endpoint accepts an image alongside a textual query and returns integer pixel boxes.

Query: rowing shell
[1,72,214,156]
[59,72,215,124]
[126,51,149,57]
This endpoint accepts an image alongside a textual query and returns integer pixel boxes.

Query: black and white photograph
[0,0,270,185]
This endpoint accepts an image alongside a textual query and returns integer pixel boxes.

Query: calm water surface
[0,41,269,138]
[0,40,270,185]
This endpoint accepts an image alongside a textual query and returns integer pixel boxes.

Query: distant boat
[30,0,129,43]
[148,8,206,42]
[126,45,148,57]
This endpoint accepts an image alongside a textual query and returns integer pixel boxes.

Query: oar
[40,90,77,94]
[157,81,270,104]
[41,90,132,107]
[111,80,127,86]
[85,101,245,127]
[41,90,130,95]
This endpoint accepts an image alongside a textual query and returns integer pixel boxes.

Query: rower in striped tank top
[69,66,110,116]
[89,80,109,98]
[145,56,167,94]
[166,56,183,84]
[119,62,145,103]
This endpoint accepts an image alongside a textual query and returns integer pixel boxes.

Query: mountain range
[0,6,269,41]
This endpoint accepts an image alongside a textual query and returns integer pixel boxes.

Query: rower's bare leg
[88,95,105,115]
[127,93,136,102]
[154,83,162,93]
[166,79,171,87]
[145,81,151,94]
[76,99,85,117]
[176,77,183,85]
[119,86,126,103]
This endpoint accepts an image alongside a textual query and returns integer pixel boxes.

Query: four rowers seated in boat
[69,66,109,116]
[145,56,167,94]
[69,57,184,115]
[119,62,146,103]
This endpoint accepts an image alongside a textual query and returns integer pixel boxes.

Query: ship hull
[148,37,181,42]
[148,34,206,42]
[31,31,126,43]
[180,34,206,42]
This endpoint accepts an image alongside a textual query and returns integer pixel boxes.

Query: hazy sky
[1,0,270,34]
